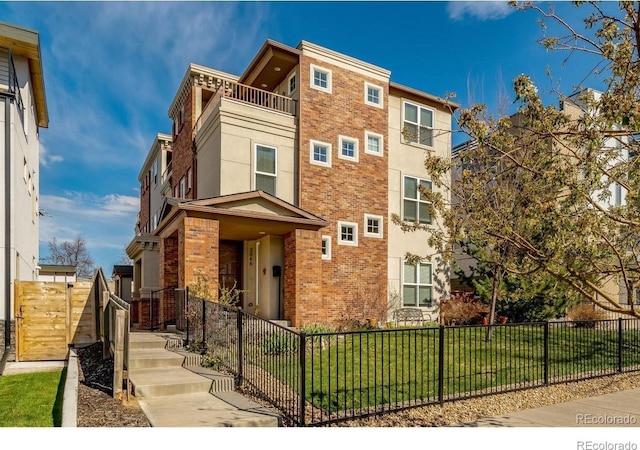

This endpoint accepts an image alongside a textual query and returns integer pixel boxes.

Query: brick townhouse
[127,39,457,328]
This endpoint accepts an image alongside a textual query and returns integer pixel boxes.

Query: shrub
[440,291,488,325]
[301,323,336,334]
[566,302,608,327]
[260,331,299,355]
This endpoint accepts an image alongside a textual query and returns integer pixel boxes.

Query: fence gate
[14,280,96,361]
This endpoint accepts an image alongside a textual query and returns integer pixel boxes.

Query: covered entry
[154,191,327,323]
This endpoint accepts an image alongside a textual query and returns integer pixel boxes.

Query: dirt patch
[75,343,149,427]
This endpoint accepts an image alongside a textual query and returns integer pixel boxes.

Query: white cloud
[39,143,64,167]
[39,192,140,269]
[447,1,513,21]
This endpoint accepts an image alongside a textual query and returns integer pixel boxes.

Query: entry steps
[128,332,280,427]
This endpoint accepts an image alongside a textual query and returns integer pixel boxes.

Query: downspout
[1,96,12,374]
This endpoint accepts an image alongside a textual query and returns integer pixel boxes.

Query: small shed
[38,264,77,283]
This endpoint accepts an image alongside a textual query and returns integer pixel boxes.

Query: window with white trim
[23,158,28,183]
[288,74,297,94]
[187,168,192,190]
[310,64,332,93]
[153,159,159,185]
[403,175,432,224]
[255,144,277,196]
[321,235,332,260]
[403,262,434,307]
[153,212,159,230]
[364,82,383,108]
[174,185,179,197]
[364,214,383,238]
[180,176,186,198]
[338,135,359,162]
[337,221,358,246]
[310,140,332,167]
[365,131,383,156]
[403,101,434,147]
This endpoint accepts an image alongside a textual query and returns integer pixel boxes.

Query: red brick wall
[283,229,323,326]
[171,84,195,200]
[297,53,389,326]
[179,217,219,301]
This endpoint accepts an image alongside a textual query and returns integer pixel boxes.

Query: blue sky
[0,1,610,275]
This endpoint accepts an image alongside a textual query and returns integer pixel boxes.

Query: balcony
[196,81,297,132]
[0,46,25,124]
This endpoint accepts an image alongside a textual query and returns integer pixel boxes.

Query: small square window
[338,136,359,162]
[321,235,332,260]
[364,214,383,238]
[337,221,358,246]
[310,140,332,167]
[364,82,383,108]
[310,64,332,93]
[365,131,384,156]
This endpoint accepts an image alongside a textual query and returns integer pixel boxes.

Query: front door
[219,241,243,306]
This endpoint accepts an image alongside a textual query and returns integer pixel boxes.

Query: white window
[338,135,359,162]
[364,214,383,238]
[288,74,297,94]
[337,221,358,246]
[153,212,158,230]
[310,64,332,93]
[403,262,434,307]
[153,159,159,185]
[23,158,28,183]
[403,101,434,147]
[27,174,32,196]
[614,182,623,206]
[403,176,432,225]
[365,131,384,156]
[310,140,332,167]
[321,235,332,261]
[364,82,383,108]
[187,168,192,190]
[255,144,277,196]
[180,177,186,198]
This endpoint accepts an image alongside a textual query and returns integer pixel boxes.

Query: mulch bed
[75,343,150,427]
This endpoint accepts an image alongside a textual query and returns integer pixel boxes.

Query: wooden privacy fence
[14,279,95,361]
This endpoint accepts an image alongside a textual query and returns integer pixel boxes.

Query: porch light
[274,67,281,72]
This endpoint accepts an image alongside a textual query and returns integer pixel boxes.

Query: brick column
[284,229,322,327]
[179,217,219,300]
[160,233,179,328]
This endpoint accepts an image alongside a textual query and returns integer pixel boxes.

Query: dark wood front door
[219,240,243,306]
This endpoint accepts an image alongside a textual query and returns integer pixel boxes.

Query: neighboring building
[112,265,133,303]
[0,22,48,362]
[128,39,457,328]
[38,264,77,283]
[450,89,635,311]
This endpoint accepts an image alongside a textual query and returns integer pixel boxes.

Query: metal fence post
[149,290,154,331]
[618,317,623,373]
[299,331,307,427]
[201,298,206,354]
[438,325,444,404]
[236,307,243,388]
[544,321,550,385]
[185,286,190,346]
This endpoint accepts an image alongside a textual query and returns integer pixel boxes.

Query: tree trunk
[485,265,501,342]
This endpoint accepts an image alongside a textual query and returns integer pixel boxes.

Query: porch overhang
[155,190,328,240]
[239,40,300,92]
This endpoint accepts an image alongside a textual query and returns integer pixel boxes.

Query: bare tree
[46,235,95,279]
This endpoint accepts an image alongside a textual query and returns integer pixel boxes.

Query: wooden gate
[14,280,95,361]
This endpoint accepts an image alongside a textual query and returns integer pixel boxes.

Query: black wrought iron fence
[148,286,177,331]
[178,293,640,427]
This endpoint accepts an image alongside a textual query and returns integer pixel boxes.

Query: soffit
[0,21,48,128]
[239,40,300,91]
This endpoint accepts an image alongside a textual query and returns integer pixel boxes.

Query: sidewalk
[463,388,640,427]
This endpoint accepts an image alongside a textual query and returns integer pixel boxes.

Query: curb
[62,349,78,427]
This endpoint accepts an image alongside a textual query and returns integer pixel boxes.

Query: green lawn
[0,370,66,427]
[245,324,640,413]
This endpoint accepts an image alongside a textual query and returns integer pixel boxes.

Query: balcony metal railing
[0,46,25,125]
[196,80,297,132]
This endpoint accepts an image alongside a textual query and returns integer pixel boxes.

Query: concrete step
[129,333,170,350]
[128,348,185,369]
[129,367,213,398]
[270,320,291,328]
[137,391,280,427]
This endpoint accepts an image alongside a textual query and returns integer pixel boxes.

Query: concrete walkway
[463,388,640,427]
